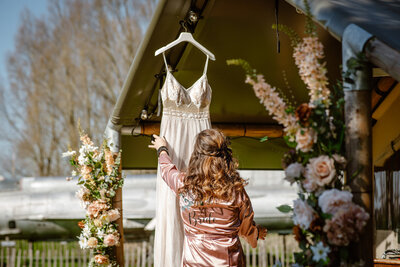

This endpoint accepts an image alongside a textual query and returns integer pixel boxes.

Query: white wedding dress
[154,53,212,267]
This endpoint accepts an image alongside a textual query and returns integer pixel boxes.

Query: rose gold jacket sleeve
[238,189,259,248]
[158,152,184,194]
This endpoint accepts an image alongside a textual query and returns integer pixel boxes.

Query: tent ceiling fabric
[286,0,400,52]
[113,0,343,169]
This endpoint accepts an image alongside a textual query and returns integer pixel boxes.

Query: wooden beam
[121,123,284,138]
[366,38,400,83]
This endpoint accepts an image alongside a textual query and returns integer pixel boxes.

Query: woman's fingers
[148,144,156,149]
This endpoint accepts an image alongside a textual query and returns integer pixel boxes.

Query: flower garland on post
[227,9,369,267]
[63,132,124,266]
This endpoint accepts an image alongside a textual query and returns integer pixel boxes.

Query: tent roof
[286,0,400,52]
[110,0,399,169]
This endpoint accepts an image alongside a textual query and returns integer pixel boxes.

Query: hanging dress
[154,52,212,267]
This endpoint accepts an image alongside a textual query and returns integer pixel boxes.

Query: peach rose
[87,200,109,218]
[295,128,317,152]
[93,219,103,228]
[103,234,119,247]
[94,254,109,265]
[107,209,120,222]
[304,155,336,190]
[87,237,98,248]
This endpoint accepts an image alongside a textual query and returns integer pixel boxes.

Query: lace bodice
[160,52,212,116]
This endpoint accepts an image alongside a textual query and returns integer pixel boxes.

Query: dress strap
[203,55,209,75]
[162,52,170,73]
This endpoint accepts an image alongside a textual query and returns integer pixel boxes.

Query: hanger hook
[179,20,189,32]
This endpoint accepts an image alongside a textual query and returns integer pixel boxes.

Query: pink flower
[296,128,317,152]
[87,237,98,248]
[107,209,120,222]
[293,37,330,107]
[304,155,336,191]
[318,189,353,215]
[80,134,94,146]
[94,254,109,265]
[303,176,318,192]
[323,202,369,246]
[105,149,115,175]
[293,199,315,230]
[245,75,298,138]
[87,200,109,218]
[103,234,119,247]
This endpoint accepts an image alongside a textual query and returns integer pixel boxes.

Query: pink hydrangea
[323,202,369,246]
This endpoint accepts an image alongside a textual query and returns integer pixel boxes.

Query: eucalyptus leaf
[276,204,293,213]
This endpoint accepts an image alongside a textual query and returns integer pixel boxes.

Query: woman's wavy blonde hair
[178,129,247,205]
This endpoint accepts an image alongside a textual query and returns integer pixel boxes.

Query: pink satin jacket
[159,152,262,267]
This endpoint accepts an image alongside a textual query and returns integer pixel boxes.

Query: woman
[149,129,267,267]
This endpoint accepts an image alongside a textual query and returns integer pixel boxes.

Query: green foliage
[284,135,297,148]
[343,52,368,87]
[272,24,301,47]
[226,59,257,78]
[303,0,317,36]
[260,136,269,142]
[277,204,293,213]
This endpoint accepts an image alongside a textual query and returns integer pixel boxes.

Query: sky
[0,0,48,177]
[0,0,48,82]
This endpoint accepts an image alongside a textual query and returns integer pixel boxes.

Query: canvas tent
[105,0,400,264]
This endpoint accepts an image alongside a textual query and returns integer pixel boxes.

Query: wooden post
[113,186,124,266]
[344,64,374,265]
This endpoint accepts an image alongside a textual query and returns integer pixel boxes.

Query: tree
[0,0,155,177]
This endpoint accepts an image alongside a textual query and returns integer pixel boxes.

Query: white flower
[310,241,330,262]
[71,170,77,176]
[78,234,88,249]
[93,151,103,162]
[293,199,314,230]
[78,153,87,165]
[97,228,106,238]
[284,163,303,184]
[318,189,353,215]
[62,151,76,158]
[79,144,98,154]
[304,155,336,189]
[82,224,91,238]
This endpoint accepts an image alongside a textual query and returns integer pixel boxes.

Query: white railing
[0,234,298,266]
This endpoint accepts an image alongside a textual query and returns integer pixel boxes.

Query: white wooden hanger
[155,32,216,61]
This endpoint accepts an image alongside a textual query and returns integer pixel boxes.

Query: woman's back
[159,152,261,267]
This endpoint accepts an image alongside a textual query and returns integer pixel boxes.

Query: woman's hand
[148,134,167,150]
[258,226,267,240]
